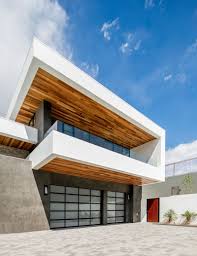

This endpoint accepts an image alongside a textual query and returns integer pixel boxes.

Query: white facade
[28,130,163,182]
[5,38,165,184]
[141,171,197,222]
[0,116,38,144]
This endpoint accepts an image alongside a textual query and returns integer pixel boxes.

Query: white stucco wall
[160,194,197,221]
[28,130,164,182]
[141,172,197,222]
[0,116,38,144]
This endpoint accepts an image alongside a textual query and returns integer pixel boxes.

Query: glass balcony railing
[45,120,131,157]
[166,157,197,177]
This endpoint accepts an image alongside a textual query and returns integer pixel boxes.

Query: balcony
[166,157,197,177]
[28,127,164,185]
[44,120,131,157]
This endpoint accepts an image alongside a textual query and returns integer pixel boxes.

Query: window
[63,123,73,136]
[58,121,131,158]
[74,127,89,142]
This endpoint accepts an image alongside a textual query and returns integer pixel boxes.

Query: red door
[147,198,159,222]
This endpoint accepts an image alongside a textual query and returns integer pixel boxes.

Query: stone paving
[0,223,197,256]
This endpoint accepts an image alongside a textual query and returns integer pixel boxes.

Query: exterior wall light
[44,185,48,195]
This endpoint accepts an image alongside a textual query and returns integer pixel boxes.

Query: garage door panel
[107,191,125,224]
[50,185,101,228]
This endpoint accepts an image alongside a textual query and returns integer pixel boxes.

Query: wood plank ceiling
[42,158,157,185]
[16,68,155,149]
[0,135,33,151]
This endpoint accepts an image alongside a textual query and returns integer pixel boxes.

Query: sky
[1,0,197,163]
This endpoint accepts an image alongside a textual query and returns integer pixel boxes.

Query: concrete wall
[0,153,141,233]
[141,172,197,222]
[0,144,29,159]
[0,154,49,233]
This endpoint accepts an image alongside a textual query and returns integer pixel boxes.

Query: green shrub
[164,209,177,223]
[182,210,197,224]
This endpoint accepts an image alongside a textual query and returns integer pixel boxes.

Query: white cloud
[176,73,187,84]
[185,39,197,56]
[144,0,165,9]
[81,62,99,78]
[100,18,119,41]
[0,0,72,116]
[120,33,142,55]
[144,0,155,9]
[164,74,172,81]
[166,140,197,164]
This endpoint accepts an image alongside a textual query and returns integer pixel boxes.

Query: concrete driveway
[0,223,197,256]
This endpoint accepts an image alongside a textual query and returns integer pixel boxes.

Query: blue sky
[1,0,197,156]
[56,0,197,150]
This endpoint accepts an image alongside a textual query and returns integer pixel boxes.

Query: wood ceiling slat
[0,135,33,151]
[16,68,155,148]
[42,158,156,185]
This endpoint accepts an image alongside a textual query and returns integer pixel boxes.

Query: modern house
[142,157,197,223]
[0,38,165,233]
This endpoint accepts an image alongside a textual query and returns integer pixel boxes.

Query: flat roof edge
[7,37,165,138]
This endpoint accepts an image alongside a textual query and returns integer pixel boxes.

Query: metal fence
[166,157,197,177]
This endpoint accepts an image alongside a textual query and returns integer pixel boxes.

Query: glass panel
[107,204,115,211]
[79,188,90,195]
[63,123,73,136]
[107,191,115,197]
[79,219,90,226]
[91,218,100,225]
[79,195,90,203]
[79,204,90,211]
[66,194,78,203]
[116,217,124,223]
[104,140,114,151]
[66,219,78,227]
[50,220,65,228]
[50,203,64,211]
[90,134,105,147]
[122,148,130,157]
[116,192,124,198]
[79,211,91,218]
[66,203,78,211]
[91,204,100,210]
[116,204,124,210]
[116,211,124,217]
[107,211,115,217]
[107,197,116,203]
[113,144,123,154]
[66,211,78,219]
[50,193,65,202]
[91,211,100,218]
[116,198,124,204]
[91,196,100,203]
[74,127,89,142]
[91,190,101,196]
[50,185,64,193]
[50,211,65,220]
[107,217,115,223]
[66,187,78,194]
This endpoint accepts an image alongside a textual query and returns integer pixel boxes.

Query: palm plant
[163,209,177,223]
[182,210,197,224]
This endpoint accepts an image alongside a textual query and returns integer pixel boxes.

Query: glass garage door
[50,185,101,229]
[107,191,125,224]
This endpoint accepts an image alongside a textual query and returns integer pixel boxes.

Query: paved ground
[0,223,197,256]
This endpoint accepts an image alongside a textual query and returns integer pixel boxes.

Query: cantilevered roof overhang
[28,131,164,185]
[6,38,165,149]
[0,117,38,150]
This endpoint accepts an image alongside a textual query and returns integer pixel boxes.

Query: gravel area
[0,223,197,256]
